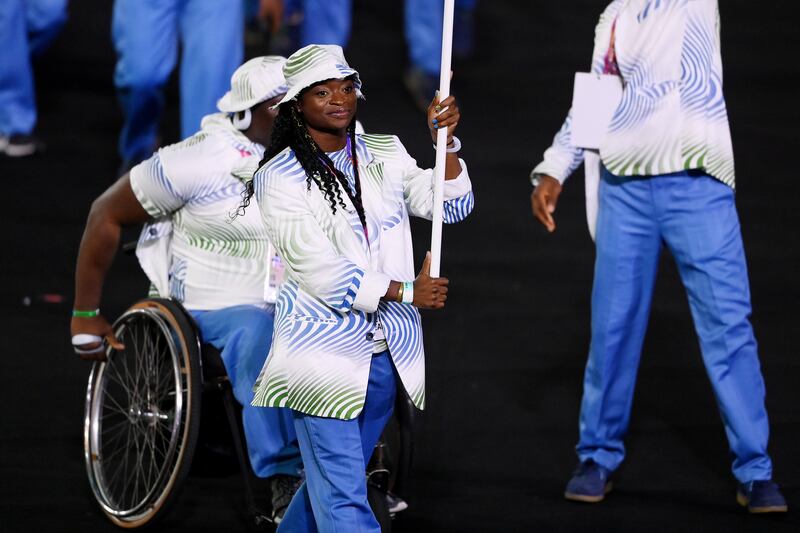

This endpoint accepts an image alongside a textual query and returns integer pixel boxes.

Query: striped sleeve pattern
[532,113,587,184]
[442,189,474,223]
[129,153,186,217]
[387,136,475,222]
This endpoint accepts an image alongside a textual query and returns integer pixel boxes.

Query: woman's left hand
[428,93,460,144]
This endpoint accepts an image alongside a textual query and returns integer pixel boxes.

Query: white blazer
[251,134,474,419]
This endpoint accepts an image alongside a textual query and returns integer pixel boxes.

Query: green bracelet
[72,308,100,318]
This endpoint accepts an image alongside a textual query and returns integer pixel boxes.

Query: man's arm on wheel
[71,174,152,356]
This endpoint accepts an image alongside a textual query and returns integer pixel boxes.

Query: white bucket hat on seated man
[217,55,288,113]
[275,44,364,107]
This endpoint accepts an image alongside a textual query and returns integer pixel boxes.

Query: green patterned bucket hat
[217,56,288,113]
[275,44,363,107]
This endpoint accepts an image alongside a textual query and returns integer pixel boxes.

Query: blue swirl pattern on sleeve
[443,190,474,224]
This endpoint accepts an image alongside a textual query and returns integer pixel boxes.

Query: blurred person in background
[530,0,787,513]
[71,56,303,524]
[257,0,477,111]
[113,0,282,174]
[0,0,68,156]
[403,0,477,109]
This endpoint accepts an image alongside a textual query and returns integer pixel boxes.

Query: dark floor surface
[2,1,800,532]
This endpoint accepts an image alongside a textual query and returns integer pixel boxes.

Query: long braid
[346,121,367,229]
[237,101,367,230]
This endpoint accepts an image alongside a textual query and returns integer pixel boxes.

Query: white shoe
[1,134,41,157]
[385,491,408,514]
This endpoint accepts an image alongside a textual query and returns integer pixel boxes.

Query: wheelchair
[83,297,415,530]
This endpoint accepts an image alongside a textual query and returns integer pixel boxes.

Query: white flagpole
[429,0,455,278]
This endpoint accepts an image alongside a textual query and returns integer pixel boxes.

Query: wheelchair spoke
[102,423,134,506]
[101,383,131,418]
[142,321,154,405]
[99,418,130,444]
[149,426,169,482]
[104,365,132,401]
[123,426,141,509]
[123,417,145,507]
[154,335,170,398]
[99,393,129,419]
[131,320,146,404]
[99,438,128,474]
[155,422,174,459]
[156,364,175,399]
[115,331,139,399]
[129,424,145,509]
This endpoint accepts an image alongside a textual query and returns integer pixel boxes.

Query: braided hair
[238,99,367,229]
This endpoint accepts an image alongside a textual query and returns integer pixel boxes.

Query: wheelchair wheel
[83,299,202,528]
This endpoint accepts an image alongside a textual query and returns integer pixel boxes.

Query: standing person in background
[530,0,787,513]
[0,0,68,156]
[403,0,477,110]
[245,44,474,531]
[263,0,477,111]
[112,0,283,174]
[71,56,303,524]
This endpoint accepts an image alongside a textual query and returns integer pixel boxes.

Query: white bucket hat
[275,44,363,107]
[217,56,288,113]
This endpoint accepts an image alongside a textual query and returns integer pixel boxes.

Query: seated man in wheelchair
[71,56,303,522]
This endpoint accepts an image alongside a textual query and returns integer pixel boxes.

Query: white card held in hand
[570,72,623,149]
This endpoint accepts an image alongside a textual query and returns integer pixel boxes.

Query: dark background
[1,1,799,532]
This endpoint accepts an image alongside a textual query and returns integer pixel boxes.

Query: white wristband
[72,334,105,355]
[432,136,462,153]
[72,333,103,346]
[401,281,414,304]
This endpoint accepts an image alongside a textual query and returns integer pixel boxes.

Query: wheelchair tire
[83,299,202,528]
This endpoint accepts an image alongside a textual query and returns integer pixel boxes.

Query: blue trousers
[577,168,773,483]
[191,305,302,478]
[296,0,479,76]
[404,0,443,76]
[0,0,67,135]
[112,0,243,163]
[278,351,397,533]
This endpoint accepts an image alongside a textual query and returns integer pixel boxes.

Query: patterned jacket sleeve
[254,161,390,314]
[531,113,586,184]
[531,0,621,184]
[129,152,187,217]
[394,136,474,223]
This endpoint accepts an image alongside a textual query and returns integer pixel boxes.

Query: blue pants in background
[296,0,475,76]
[298,0,352,48]
[191,304,302,479]
[112,0,243,164]
[278,351,397,533]
[577,168,773,483]
[0,0,67,136]
[404,0,443,76]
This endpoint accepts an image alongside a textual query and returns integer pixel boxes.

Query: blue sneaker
[564,460,613,503]
[737,480,788,513]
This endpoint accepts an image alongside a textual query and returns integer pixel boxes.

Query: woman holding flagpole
[242,44,474,531]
